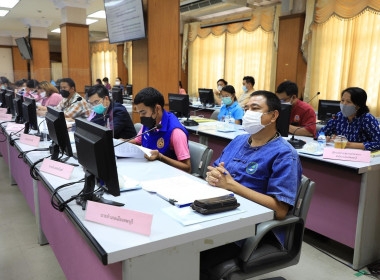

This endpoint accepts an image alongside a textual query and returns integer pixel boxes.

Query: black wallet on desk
[190,195,240,215]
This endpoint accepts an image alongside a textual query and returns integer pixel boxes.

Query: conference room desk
[184,121,380,269]
[189,104,221,119]
[0,122,273,280]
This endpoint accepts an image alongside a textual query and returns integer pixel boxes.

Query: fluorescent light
[87,10,106,19]
[86,18,98,25]
[51,28,61,33]
[0,9,9,16]
[0,0,19,9]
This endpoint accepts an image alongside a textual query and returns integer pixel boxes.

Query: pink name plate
[0,113,12,121]
[0,108,7,114]
[323,148,371,163]
[6,123,25,133]
[19,133,40,147]
[85,201,153,236]
[40,158,74,180]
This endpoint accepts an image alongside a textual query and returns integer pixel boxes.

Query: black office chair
[203,175,315,280]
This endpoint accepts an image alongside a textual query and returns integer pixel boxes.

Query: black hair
[87,85,109,99]
[15,79,26,87]
[134,87,165,110]
[342,87,369,117]
[179,81,183,88]
[276,81,298,98]
[0,76,10,85]
[217,79,228,86]
[55,79,62,86]
[250,90,281,113]
[243,76,255,87]
[60,78,76,90]
[103,77,109,82]
[26,79,39,89]
[96,78,102,84]
[221,85,237,101]
[116,77,122,81]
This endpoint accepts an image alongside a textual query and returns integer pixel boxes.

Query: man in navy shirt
[87,85,136,140]
[201,91,302,277]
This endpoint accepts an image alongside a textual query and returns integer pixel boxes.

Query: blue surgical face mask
[242,85,247,92]
[222,97,232,105]
[93,103,107,114]
[0,85,5,89]
[340,103,356,117]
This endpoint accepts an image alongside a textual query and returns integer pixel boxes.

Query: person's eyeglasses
[89,98,104,107]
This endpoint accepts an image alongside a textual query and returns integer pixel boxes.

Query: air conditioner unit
[180,0,247,17]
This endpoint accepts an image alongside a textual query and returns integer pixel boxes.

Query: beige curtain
[51,62,62,82]
[303,1,380,115]
[188,34,226,97]
[225,29,274,98]
[90,41,118,86]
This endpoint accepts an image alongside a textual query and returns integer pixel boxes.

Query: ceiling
[0,0,280,43]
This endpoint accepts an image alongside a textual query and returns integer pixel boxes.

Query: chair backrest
[188,140,213,178]
[134,123,142,134]
[210,109,220,120]
[292,175,315,221]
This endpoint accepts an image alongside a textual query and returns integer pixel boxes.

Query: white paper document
[113,139,152,158]
[141,175,233,207]
[118,175,141,192]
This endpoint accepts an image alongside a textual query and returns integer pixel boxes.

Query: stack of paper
[113,139,152,158]
[141,175,233,207]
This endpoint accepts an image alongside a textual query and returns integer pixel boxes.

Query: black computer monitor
[169,93,189,118]
[46,106,73,161]
[22,97,38,134]
[5,92,15,116]
[318,100,340,121]
[0,89,7,108]
[277,104,292,137]
[198,88,214,106]
[111,87,123,103]
[13,93,24,123]
[74,118,123,209]
[126,84,132,96]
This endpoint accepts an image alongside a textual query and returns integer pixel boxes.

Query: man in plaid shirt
[56,78,91,119]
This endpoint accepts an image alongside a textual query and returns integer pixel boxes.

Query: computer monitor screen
[22,97,38,133]
[5,92,15,116]
[111,87,123,103]
[169,93,189,118]
[277,104,292,137]
[46,106,73,160]
[198,88,214,106]
[74,118,121,208]
[13,93,24,123]
[126,84,132,96]
[318,100,340,121]
[15,37,33,60]
[0,89,7,108]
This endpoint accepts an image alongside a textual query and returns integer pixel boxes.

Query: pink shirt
[42,93,63,107]
[135,127,190,161]
[179,88,187,95]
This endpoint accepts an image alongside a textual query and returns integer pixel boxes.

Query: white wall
[0,47,14,83]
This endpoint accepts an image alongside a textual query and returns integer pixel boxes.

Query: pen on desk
[168,199,177,205]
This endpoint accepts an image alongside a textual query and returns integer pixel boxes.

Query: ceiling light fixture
[86,18,98,25]
[0,0,19,9]
[87,10,106,19]
[51,28,61,33]
[0,9,9,16]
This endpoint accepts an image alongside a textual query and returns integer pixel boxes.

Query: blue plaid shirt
[318,112,380,151]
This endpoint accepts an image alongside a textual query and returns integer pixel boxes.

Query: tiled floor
[0,157,375,280]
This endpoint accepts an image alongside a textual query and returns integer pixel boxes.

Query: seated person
[96,78,102,85]
[0,76,11,90]
[115,77,124,92]
[179,81,186,95]
[217,85,244,124]
[87,85,136,139]
[55,78,91,119]
[318,87,380,151]
[213,79,228,106]
[201,91,302,275]
[239,76,255,108]
[24,79,41,100]
[276,80,316,137]
[14,79,27,94]
[36,81,63,116]
[130,87,191,173]
[103,77,111,90]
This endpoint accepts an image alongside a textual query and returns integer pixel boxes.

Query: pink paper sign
[19,134,40,147]
[6,123,25,133]
[323,148,371,163]
[0,114,12,121]
[40,158,74,180]
[0,108,7,114]
[85,201,153,236]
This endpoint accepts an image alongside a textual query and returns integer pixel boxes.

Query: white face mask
[115,81,121,86]
[217,85,223,92]
[40,91,46,98]
[242,110,271,135]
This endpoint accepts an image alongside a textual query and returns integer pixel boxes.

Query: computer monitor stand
[183,117,198,126]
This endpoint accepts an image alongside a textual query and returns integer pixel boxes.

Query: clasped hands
[206,162,233,190]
